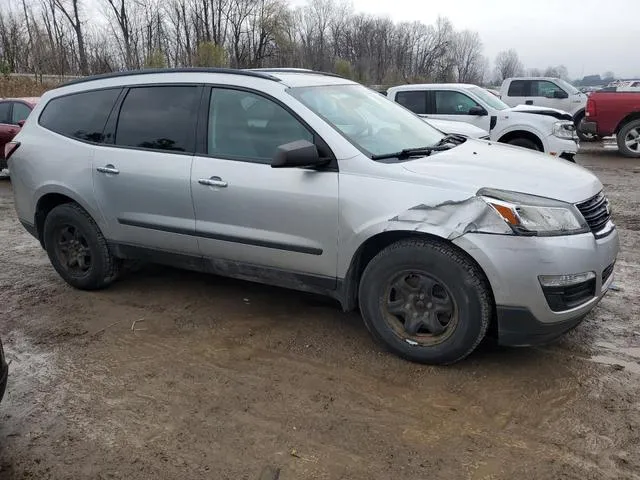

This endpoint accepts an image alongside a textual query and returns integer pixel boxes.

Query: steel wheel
[53,224,92,277]
[625,127,640,153]
[382,270,458,346]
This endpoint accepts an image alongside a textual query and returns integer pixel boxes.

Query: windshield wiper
[371,145,451,161]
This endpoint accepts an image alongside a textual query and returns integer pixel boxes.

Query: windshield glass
[556,79,580,95]
[468,86,509,111]
[288,84,444,158]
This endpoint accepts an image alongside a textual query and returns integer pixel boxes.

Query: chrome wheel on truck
[618,120,640,158]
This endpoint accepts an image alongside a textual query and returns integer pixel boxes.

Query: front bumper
[546,135,579,157]
[453,226,619,345]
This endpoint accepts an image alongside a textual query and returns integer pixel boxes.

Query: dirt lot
[0,146,639,480]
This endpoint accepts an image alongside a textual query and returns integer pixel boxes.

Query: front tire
[358,239,492,365]
[43,203,119,290]
[506,137,540,151]
[617,120,640,158]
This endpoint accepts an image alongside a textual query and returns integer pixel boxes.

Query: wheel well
[573,109,585,123]
[35,193,75,247]
[497,130,544,151]
[615,112,640,133]
[340,231,496,325]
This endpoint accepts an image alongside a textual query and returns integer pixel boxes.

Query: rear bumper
[496,306,587,346]
[581,120,598,135]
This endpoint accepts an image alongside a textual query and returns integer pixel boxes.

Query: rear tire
[617,120,640,158]
[358,239,492,365]
[506,137,540,151]
[43,203,119,290]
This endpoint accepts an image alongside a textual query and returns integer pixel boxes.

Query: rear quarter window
[39,88,121,143]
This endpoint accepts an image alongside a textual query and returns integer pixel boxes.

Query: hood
[402,139,601,204]
[423,118,488,139]
[508,104,573,121]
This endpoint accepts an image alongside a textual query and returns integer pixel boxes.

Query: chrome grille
[576,192,611,234]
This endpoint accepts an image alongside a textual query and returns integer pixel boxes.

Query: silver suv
[8,68,619,364]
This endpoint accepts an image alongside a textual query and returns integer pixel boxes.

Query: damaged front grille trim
[575,192,613,237]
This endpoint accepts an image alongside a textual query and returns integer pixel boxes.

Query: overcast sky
[339,0,638,79]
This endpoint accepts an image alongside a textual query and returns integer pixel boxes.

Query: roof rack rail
[247,68,344,78]
[61,67,282,87]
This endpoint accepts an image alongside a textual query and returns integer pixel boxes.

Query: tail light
[4,141,20,161]
[586,98,596,118]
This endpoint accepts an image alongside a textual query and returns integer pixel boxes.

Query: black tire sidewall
[359,243,488,364]
[507,138,539,151]
[43,204,110,289]
[617,120,640,158]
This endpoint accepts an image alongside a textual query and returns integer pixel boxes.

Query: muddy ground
[0,147,639,480]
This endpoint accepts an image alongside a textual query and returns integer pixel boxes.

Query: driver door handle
[198,176,228,188]
[96,165,119,174]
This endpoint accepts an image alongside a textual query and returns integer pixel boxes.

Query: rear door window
[39,89,121,142]
[115,86,200,153]
[12,102,31,124]
[507,80,528,96]
[0,102,10,124]
[395,91,427,115]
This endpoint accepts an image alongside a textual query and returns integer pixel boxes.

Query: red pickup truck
[583,91,640,157]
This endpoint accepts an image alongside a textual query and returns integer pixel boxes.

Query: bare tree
[52,0,88,74]
[543,65,568,80]
[494,49,524,82]
[453,30,484,83]
[104,0,135,69]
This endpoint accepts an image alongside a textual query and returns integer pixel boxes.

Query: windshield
[468,86,509,111]
[556,79,580,95]
[288,84,444,158]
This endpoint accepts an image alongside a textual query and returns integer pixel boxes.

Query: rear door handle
[525,100,533,105]
[96,165,119,174]
[198,176,227,188]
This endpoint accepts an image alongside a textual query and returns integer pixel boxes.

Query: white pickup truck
[499,77,592,141]
[387,83,579,161]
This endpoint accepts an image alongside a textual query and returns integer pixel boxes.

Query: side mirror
[17,120,26,127]
[271,139,326,169]
[553,90,568,99]
[468,105,487,116]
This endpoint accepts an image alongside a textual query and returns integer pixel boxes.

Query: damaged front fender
[387,196,512,240]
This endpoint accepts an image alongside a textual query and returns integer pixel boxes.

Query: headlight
[478,188,590,236]
[552,121,577,139]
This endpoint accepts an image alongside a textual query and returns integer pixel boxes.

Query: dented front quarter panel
[387,197,511,240]
[335,156,510,278]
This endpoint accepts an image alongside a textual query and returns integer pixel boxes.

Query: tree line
[0,0,492,85]
[0,0,601,86]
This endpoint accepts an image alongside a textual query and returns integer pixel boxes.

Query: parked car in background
[375,88,489,139]
[499,77,593,141]
[0,337,7,403]
[8,68,617,365]
[583,90,640,157]
[387,83,579,161]
[0,97,39,176]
